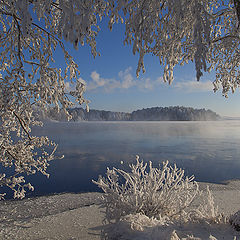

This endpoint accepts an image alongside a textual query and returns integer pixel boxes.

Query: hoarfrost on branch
[0,0,240,198]
[93,156,223,224]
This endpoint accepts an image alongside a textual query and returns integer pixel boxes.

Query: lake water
[5,121,240,198]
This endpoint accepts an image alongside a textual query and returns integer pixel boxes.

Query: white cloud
[85,71,121,91]
[83,67,164,92]
[174,80,213,92]
[66,72,212,94]
[90,71,105,87]
[139,78,153,90]
[118,67,135,89]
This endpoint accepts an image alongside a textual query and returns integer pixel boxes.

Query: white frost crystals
[0,0,90,199]
[93,156,230,239]
[93,156,223,224]
[1,0,240,199]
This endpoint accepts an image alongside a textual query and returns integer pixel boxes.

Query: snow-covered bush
[230,211,240,231]
[102,212,232,240]
[93,156,222,224]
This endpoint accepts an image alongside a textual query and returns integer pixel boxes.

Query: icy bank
[1,181,240,239]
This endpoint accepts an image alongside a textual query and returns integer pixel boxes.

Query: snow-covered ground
[1,181,240,240]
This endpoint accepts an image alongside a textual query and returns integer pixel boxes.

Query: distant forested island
[38,106,220,121]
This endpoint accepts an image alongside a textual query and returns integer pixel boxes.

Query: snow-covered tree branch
[0,0,91,198]
[1,0,240,198]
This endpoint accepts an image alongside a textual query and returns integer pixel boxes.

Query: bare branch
[211,34,240,43]
[234,0,240,24]
[12,111,32,141]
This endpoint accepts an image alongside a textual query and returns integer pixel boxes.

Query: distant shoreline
[221,116,240,120]
[36,106,220,122]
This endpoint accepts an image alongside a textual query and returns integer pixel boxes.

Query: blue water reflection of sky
[4,121,240,198]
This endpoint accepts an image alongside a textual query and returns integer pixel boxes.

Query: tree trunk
[234,0,240,24]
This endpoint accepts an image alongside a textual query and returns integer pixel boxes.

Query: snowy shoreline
[1,180,240,239]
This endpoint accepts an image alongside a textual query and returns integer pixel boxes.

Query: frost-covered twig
[93,156,222,224]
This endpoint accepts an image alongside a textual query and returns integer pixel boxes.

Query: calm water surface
[6,121,240,198]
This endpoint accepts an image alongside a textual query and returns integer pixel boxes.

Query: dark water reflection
[4,121,240,198]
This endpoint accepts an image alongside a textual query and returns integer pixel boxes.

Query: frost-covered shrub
[93,156,221,223]
[103,213,231,240]
[230,211,240,231]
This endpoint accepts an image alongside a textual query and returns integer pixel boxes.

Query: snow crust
[1,181,240,239]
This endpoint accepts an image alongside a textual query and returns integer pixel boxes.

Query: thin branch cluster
[93,156,223,224]
[0,0,92,198]
[0,0,240,198]
[108,0,240,96]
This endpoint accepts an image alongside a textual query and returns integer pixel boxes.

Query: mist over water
[9,121,240,198]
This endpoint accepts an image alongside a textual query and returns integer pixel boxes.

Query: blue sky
[60,19,240,117]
